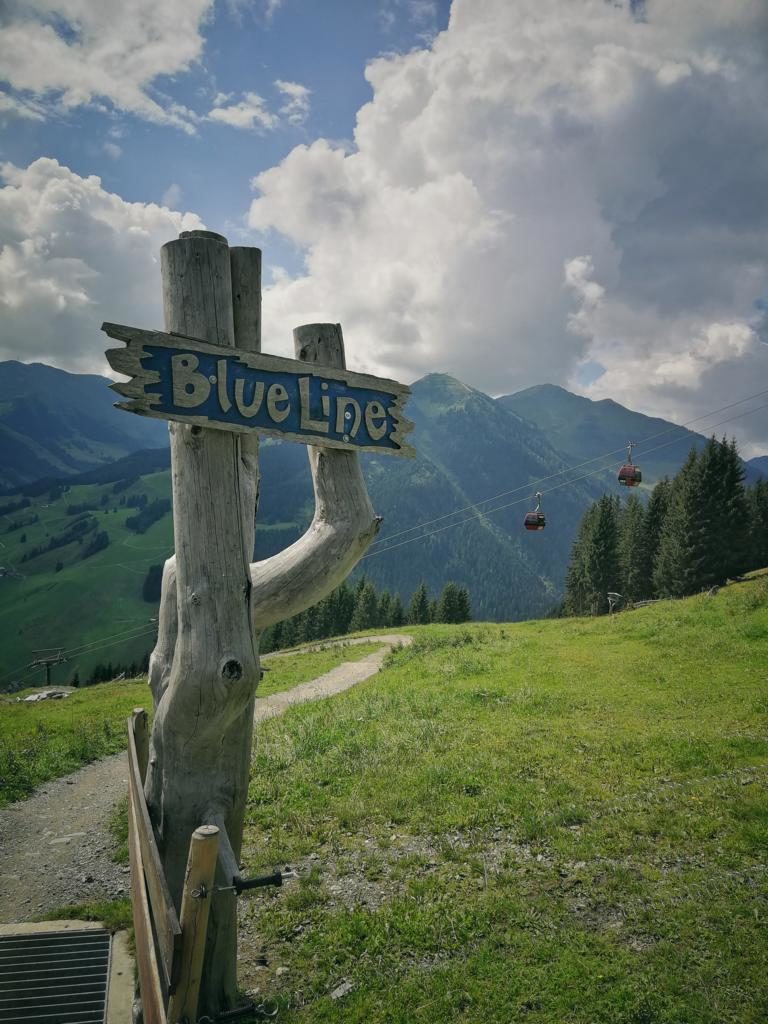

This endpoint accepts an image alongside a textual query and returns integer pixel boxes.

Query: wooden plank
[127,715,183,991]
[166,827,220,1024]
[101,321,415,457]
[129,783,167,1024]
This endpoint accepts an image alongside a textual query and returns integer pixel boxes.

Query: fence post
[166,826,220,1024]
[132,707,149,784]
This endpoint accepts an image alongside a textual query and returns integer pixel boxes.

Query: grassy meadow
[0,642,383,805]
[0,471,174,686]
[236,574,768,1023]
[2,572,766,1022]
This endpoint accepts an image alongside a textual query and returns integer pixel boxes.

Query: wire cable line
[1,386,767,686]
[57,622,159,660]
[366,385,768,551]
[363,399,768,560]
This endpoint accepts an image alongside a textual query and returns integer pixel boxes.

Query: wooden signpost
[103,229,413,1021]
[103,323,414,457]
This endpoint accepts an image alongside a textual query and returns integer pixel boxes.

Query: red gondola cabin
[617,463,642,487]
[524,511,546,530]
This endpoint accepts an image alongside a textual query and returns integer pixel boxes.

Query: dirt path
[0,634,411,924]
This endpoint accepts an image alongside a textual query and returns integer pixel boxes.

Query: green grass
[42,899,132,933]
[0,678,150,805]
[237,573,768,1023]
[0,643,383,805]
[259,643,383,698]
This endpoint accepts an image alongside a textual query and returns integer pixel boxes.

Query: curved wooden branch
[251,323,380,628]
[149,322,380,703]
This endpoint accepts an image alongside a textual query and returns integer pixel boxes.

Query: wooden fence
[128,708,219,1024]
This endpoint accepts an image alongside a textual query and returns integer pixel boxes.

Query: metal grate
[0,928,111,1024]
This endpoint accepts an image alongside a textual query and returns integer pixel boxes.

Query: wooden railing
[128,709,219,1024]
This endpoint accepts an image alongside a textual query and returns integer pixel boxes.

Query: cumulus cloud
[0,0,213,131]
[208,92,277,132]
[247,0,768,453]
[0,158,204,373]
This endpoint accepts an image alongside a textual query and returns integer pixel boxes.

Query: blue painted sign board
[102,322,414,458]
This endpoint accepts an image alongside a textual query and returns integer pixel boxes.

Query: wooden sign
[102,322,414,457]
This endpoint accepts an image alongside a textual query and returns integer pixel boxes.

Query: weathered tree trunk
[145,231,260,1016]
[144,235,381,1017]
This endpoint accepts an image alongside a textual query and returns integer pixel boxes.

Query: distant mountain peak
[412,372,494,413]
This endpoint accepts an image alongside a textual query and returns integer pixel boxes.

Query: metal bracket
[216,869,297,895]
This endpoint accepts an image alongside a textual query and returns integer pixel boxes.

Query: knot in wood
[222,658,243,682]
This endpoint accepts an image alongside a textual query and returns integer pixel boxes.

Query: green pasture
[0,642,383,805]
[236,573,768,1023]
[0,471,174,685]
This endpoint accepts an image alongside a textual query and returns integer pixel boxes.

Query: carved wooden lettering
[103,322,414,457]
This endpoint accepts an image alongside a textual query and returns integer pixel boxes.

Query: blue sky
[1,0,767,455]
[2,1,449,274]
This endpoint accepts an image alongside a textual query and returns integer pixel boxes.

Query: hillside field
[0,642,383,804]
[238,575,768,1023]
[1,573,766,1022]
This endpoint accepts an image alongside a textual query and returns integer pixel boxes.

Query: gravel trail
[0,634,410,924]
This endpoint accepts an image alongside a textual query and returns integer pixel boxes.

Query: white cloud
[0,158,204,373]
[264,0,282,23]
[0,1,214,131]
[0,90,46,121]
[275,80,311,126]
[208,92,277,131]
[103,141,122,160]
[380,0,438,31]
[247,0,768,453]
[161,183,183,209]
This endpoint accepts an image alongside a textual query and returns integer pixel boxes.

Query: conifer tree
[390,594,405,627]
[299,604,321,643]
[338,581,356,634]
[455,586,472,622]
[564,503,596,615]
[618,494,646,602]
[350,580,379,631]
[638,477,671,598]
[584,494,620,613]
[654,449,710,596]
[378,591,392,628]
[408,582,431,624]
[437,581,462,623]
[747,480,768,571]
[718,438,749,579]
[565,497,619,614]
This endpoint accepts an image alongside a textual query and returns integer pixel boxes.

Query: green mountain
[498,383,711,484]
[2,364,757,688]
[749,456,768,479]
[0,373,605,687]
[0,360,167,491]
[354,374,601,618]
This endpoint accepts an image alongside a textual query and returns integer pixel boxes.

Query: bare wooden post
[144,231,259,1016]
[132,707,149,783]
[167,826,220,1024]
[141,235,385,1017]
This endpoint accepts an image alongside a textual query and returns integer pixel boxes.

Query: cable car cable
[363,399,768,560]
[366,385,768,550]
